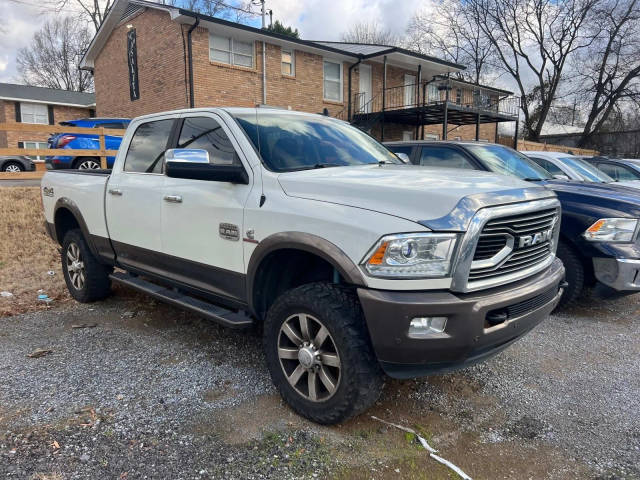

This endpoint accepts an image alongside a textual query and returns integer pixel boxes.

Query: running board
[109,272,253,329]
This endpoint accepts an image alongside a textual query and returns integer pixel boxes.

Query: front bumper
[593,258,640,290]
[358,258,565,378]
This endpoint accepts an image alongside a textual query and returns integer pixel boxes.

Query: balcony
[341,79,520,129]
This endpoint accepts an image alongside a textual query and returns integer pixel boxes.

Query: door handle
[108,188,122,196]
[163,195,182,203]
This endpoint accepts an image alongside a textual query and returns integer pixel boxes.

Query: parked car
[46,118,130,170]
[385,140,640,308]
[42,108,565,424]
[522,151,613,183]
[582,157,640,182]
[0,155,35,172]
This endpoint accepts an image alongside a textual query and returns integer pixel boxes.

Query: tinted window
[530,157,565,176]
[233,112,400,172]
[178,117,240,165]
[599,163,640,181]
[100,122,128,130]
[419,146,475,169]
[466,144,551,180]
[124,119,174,173]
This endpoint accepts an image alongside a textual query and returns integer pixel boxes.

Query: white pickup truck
[42,108,565,424]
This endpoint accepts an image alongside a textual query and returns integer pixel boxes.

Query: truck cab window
[124,119,174,173]
[419,146,475,169]
[178,117,240,165]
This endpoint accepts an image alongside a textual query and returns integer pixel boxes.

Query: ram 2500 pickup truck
[42,108,565,424]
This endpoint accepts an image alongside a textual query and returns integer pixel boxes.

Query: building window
[23,141,48,161]
[455,88,461,104]
[21,103,48,124]
[209,34,253,68]
[402,131,415,141]
[425,133,440,141]
[282,49,294,76]
[323,60,342,102]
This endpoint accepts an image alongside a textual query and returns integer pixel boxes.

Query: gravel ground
[0,288,638,479]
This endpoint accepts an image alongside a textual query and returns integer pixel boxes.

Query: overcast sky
[0,0,422,84]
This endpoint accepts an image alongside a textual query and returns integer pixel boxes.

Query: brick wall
[94,8,189,117]
[0,99,91,149]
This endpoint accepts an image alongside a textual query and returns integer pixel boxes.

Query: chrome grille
[469,208,557,282]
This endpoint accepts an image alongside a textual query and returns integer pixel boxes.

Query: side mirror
[552,174,570,180]
[395,152,411,164]
[165,148,249,184]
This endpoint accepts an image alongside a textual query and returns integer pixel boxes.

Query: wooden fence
[497,136,599,156]
[0,123,126,179]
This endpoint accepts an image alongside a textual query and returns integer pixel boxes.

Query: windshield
[232,111,401,172]
[559,156,613,183]
[466,144,552,180]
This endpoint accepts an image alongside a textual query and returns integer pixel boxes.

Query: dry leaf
[27,348,53,358]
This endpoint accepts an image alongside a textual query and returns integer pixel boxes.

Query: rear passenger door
[160,114,253,301]
[106,117,175,274]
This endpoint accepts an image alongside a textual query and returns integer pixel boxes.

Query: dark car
[47,118,130,170]
[0,155,35,172]
[385,140,640,308]
[580,157,640,182]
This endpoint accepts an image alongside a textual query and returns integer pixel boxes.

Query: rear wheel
[61,229,112,302]
[75,157,100,170]
[263,282,384,424]
[2,161,24,172]
[555,240,584,310]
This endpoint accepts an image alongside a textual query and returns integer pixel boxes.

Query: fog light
[408,316,448,338]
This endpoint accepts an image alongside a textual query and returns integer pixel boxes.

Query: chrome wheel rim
[79,160,99,169]
[66,242,85,290]
[5,164,21,173]
[278,313,341,402]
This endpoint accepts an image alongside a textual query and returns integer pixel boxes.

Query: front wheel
[554,240,584,310]
[61,229,112,302]
[263,283,384,424]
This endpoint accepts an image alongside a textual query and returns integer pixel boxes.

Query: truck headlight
[362,233,458,278]
[583,218,639,242]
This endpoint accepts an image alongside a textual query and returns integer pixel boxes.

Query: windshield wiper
[287,163,343,171]
[522,177,545,181]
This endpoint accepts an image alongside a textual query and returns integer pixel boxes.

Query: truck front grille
[469,208,557,283]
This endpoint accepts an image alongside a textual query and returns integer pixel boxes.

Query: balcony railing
[350,81,520,120]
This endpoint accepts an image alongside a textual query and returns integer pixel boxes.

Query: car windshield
[232,111,401,172]
[558,156,613,183]
[466,144,552,180]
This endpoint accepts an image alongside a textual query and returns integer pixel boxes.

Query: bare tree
[341,21,399,45]
[163,0,258,23]
[16,17,93,92]
[572,0,640,147]
[406,0,495,84]
[466,0,598,141]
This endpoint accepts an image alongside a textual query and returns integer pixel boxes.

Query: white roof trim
[0,96,94,108]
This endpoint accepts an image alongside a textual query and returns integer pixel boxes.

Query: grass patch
[0,187,69,317]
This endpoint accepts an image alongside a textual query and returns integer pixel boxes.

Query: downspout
[262,41,267,104]
[187,18,200,108]
[347,58,362,122]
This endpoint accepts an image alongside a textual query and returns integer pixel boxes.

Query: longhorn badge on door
[219,223,240,241]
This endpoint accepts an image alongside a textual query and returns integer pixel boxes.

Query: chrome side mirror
[552,174,570,180]
[395,152,411,164]
[165,148,209,164]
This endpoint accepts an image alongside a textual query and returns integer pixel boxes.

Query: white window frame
[323,59,343,102]
[425,133,440,141]
[20,102,48,124]
[22,140,48,161]
[209,33,254,68]
[281,48,295,76]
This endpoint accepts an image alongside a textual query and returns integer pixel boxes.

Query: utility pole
[261,0,266,29]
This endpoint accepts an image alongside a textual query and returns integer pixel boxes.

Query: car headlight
[583,218,639,242]
[362,233,458,278]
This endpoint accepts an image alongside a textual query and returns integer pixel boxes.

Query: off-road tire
[61,229,112,302]
[263,282,384,424]
[555,240,584,310]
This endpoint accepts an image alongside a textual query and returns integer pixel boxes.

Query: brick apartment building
[80,0,519,142]
[0,83,95,160]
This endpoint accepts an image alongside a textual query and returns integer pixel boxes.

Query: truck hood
[278,165,547,224]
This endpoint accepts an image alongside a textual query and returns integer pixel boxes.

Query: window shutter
[18,141,24,148]
[48,105,54,125]
[14,102,21,122]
